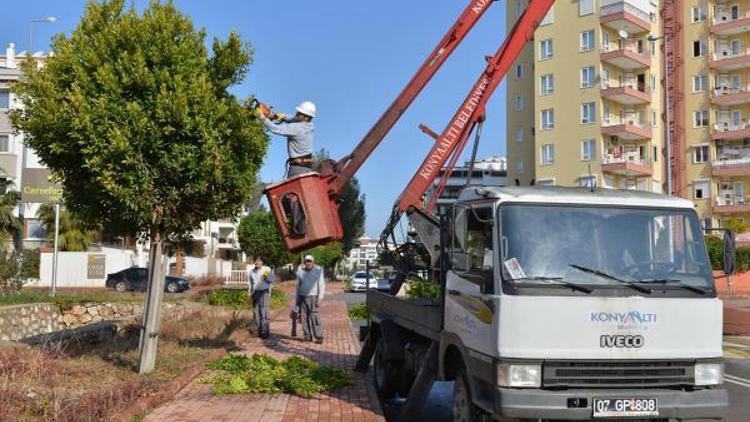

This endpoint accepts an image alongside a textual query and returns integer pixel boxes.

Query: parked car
[376,273,398,292]
[105,267,190,293]
[350,271,377,292]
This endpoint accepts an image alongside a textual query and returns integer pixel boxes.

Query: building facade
[506,0,666,190]
[346,236,379,270]
[507,0,750,232]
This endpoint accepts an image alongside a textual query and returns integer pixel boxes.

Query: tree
[11,0,267,373]
[238,211,293,268]
[0,180,22,250]
[37,204,96,252]
[312,149,365,254]
[725,217,749,234]
[306,242,344,278]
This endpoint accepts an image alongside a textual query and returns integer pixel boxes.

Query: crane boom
[264,0,556,253]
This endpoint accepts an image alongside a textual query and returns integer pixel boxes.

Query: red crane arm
[327,0,496,195]
[396,0,555,213]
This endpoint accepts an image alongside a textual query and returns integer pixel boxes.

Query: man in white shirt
[249,257,275,339]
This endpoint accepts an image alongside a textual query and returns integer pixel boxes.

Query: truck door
[445,204,496,356]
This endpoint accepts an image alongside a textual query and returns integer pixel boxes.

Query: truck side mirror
[723,231,736,276]
[451,251,470,273]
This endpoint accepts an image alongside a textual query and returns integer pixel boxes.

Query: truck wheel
[453,367,483,422]
[373,338,399,400]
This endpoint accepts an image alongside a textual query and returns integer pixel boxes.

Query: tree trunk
[137,231,166,374]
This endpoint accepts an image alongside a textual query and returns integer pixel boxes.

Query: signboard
[21,168,62,203]
[87,254,106,279]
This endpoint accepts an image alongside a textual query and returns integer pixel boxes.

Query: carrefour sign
[21,168,62,203]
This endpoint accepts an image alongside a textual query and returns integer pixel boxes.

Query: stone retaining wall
[0,301,187,341]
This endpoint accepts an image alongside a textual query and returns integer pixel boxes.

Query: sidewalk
[145,283,385,422]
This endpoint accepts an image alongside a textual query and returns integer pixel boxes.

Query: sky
[3,0,509,236]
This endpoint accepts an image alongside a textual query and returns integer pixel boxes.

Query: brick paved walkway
[145,286,385,422]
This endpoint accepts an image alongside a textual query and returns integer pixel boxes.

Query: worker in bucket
[249,257,275,339]
[295,254,325,343]
[253,100,317,178]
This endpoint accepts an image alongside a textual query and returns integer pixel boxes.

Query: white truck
[357,186,728,421]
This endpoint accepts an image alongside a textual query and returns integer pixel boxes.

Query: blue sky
[3,1,509,236]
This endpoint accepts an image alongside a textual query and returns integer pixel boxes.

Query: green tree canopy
[238,210,293,268]
[37,204,96,252]
[0,180,21,249]
[11,0,268,241]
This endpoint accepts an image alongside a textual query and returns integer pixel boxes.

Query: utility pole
[51,203,60,296]
[138,238,166,374]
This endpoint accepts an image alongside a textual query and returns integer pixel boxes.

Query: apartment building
[507,0,665,191]
[346,236,379,270]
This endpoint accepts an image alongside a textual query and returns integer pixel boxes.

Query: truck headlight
[694,362,723,386]
[496,363,542,388]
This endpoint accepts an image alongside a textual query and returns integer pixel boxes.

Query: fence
[224,269,249,286]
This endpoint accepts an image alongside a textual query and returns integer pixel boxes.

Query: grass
[0,290,149,309]
[347,303,370,320]
[0,304,254,421]
[201,353,354,398]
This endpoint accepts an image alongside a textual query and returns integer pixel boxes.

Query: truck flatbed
[366,289,442,341]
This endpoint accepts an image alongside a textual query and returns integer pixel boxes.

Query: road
[336,292,750,421]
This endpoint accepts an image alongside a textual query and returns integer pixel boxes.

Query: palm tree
[0,179,22,250]
[37,204,96,252]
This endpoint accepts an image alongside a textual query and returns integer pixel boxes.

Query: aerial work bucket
[264,173,343,253]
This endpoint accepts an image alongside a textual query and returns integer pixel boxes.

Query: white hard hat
[296,101,317,118]
[304,255,315,262]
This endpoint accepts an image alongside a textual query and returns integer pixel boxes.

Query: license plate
[592,398,658,418]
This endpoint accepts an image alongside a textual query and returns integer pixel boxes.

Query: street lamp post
[648,33,672,196]
[28,17,56,53]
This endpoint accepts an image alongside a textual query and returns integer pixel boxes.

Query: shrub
[347,303,370,320]
[407,279,441,302]
[205,289,252,309]
[704,235,750,272]
[270,288,287,310]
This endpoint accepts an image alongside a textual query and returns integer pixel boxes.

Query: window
[581,102,596,124]
[541,144,555,165]
[694,110,709,127]
[515,95,524,111]
[452,205,495,291]
[692,40,706,57]
[540,74,554,95]
[693,145,709,163]
[0,135,9,153]
[693,75,707,92]
[579,175,597,188]
[540,39,553,60]
[651,109,657,126]
[540,7,554,25]
[650,74,656,91]
[515,160,524,175]
[653,145,658,162]
[515,64,523,79]
[541,108,555,130]
[581,66,595,88]
[581,139,596,161]
[515,125,524,143]
[26,219,46,240]
[650,39,656,56]
[514,0,523,17]
[0,90,8,109]
[580,30,595,52]
[732,39,741,56]
[693,179,710,199]
[691,5,706,22]
[579,0,594,16]
[537,178,555,186]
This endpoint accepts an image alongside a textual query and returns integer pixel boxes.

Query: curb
[111,305,287,422]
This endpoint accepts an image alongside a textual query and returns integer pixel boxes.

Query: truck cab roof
[457,186,696,210]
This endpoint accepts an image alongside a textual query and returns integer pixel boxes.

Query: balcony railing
[713,49,750,62]
[714,122,749,132]
[714,156,750,168]
[713,12,750,25]
[602,154,648,165]
[600,2,651,22]
[714,85,750,96]
[716,197,750,206]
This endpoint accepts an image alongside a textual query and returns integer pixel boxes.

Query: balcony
[711,12,750,36]
[600,45,650,70]
[710,49,750,71]
[600,83,651,105]
[601,154,653,176]
[714,197,750,214]
[713,156,750,176]
[599,1,652,35]
[601,121,652,140]
[712,122,750,140]
[711,85,750,106]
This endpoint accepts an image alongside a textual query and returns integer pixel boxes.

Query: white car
[350,271,377,292]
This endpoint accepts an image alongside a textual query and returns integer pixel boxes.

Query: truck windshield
[500,205,714,292]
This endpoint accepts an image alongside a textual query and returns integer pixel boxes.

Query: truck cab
[440,186,727,420]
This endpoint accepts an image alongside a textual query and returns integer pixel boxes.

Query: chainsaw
[249,98,286,122]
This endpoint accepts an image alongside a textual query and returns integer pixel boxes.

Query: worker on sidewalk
[249,257,275,339]
[295,254,325,343]
[254,101,317,178]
